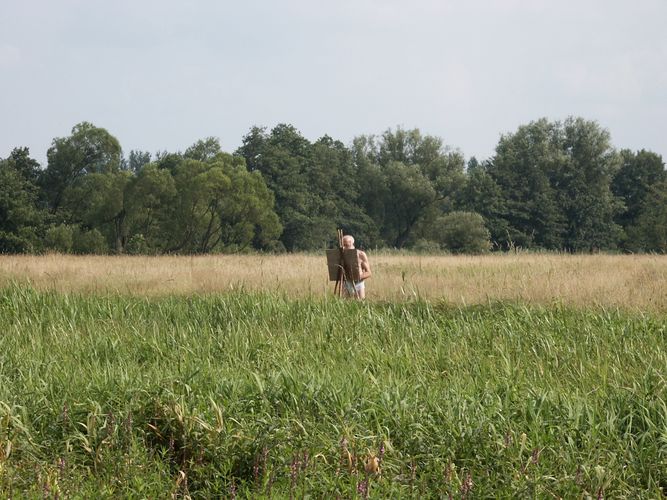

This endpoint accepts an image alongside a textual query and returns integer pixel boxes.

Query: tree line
[1,117,666,255]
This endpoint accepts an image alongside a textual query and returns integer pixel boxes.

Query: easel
[333,229,346,297]
[326,229,361,298]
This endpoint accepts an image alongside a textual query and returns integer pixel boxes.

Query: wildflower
[290,453,300,493]
[357,478,369,498]
[460,472,473,498]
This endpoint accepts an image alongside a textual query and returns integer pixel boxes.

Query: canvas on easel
[326,248,361,282]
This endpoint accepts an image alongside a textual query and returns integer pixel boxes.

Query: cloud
[0,44,20,66]
[557,59,643,103]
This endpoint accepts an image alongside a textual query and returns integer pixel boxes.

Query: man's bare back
[342,235,371,299]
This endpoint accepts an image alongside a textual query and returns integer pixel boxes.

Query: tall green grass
[1,284,666,497]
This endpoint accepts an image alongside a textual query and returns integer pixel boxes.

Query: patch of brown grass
[1,252,666,311]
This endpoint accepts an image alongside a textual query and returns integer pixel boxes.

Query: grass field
[1,255,666,497]
[2,252,667,310]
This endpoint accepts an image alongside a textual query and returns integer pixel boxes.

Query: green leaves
[354,127,465,248]
[41,122,122,212]
[429,211,492,254]
[155,156,280,253]
[3,118,666,254]
[612,149,667,251]
[488,117,624,251]
[0,148,46,252]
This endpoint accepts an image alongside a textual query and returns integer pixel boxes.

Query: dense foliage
[1,118,665,254]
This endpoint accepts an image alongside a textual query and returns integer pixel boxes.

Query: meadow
[2,252,667,311]
[1,254,666,497]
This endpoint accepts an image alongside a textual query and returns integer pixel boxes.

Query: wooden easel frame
[326,229,361,297]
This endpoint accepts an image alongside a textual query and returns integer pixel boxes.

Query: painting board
[326,249,361,281]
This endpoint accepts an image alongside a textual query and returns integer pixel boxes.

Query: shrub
[44,224,74,253]
[125,234,149,255]
[436,211,491,254]
[72,228,108,254]
[411,238,442,254]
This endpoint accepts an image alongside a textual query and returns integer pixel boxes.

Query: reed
[1,285,665,497]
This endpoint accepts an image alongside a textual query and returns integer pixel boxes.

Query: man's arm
[359,251,371,280]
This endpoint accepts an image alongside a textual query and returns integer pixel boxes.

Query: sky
[1,0,666,166]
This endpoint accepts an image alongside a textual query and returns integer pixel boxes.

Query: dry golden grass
[1,252,666,311]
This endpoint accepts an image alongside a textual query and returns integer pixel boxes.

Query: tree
[5,147,41,183]
[0,148,46,253]
[40,122,122,213]
[124,164,177,252]
[154,151,184,174]
[487,117,622,251]
[382,161,438,248]
[161,158,233,253]
[353,127,465,248]
[626,181,667,252]
[158,149,281,254]
[457,163,509,248]
[125,150,152,174]
[612,149,666,246]
[351,136,389,247]
[218,159,282,251]
[60,171,132,253]
[487,118,566,249]
[184,137,223,162]
[305,135,377,249]
[558,117,623,251]
[236,125,313,250]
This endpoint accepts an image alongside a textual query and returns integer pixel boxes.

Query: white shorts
[344,280,365,294]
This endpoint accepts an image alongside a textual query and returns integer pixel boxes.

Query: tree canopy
[2,118,665,254]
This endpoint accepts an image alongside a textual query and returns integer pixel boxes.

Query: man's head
[342,235,355,249]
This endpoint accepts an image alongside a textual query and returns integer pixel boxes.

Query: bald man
[341,235,372,299]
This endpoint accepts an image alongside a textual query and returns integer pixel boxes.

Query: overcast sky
[1,0,666,166]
